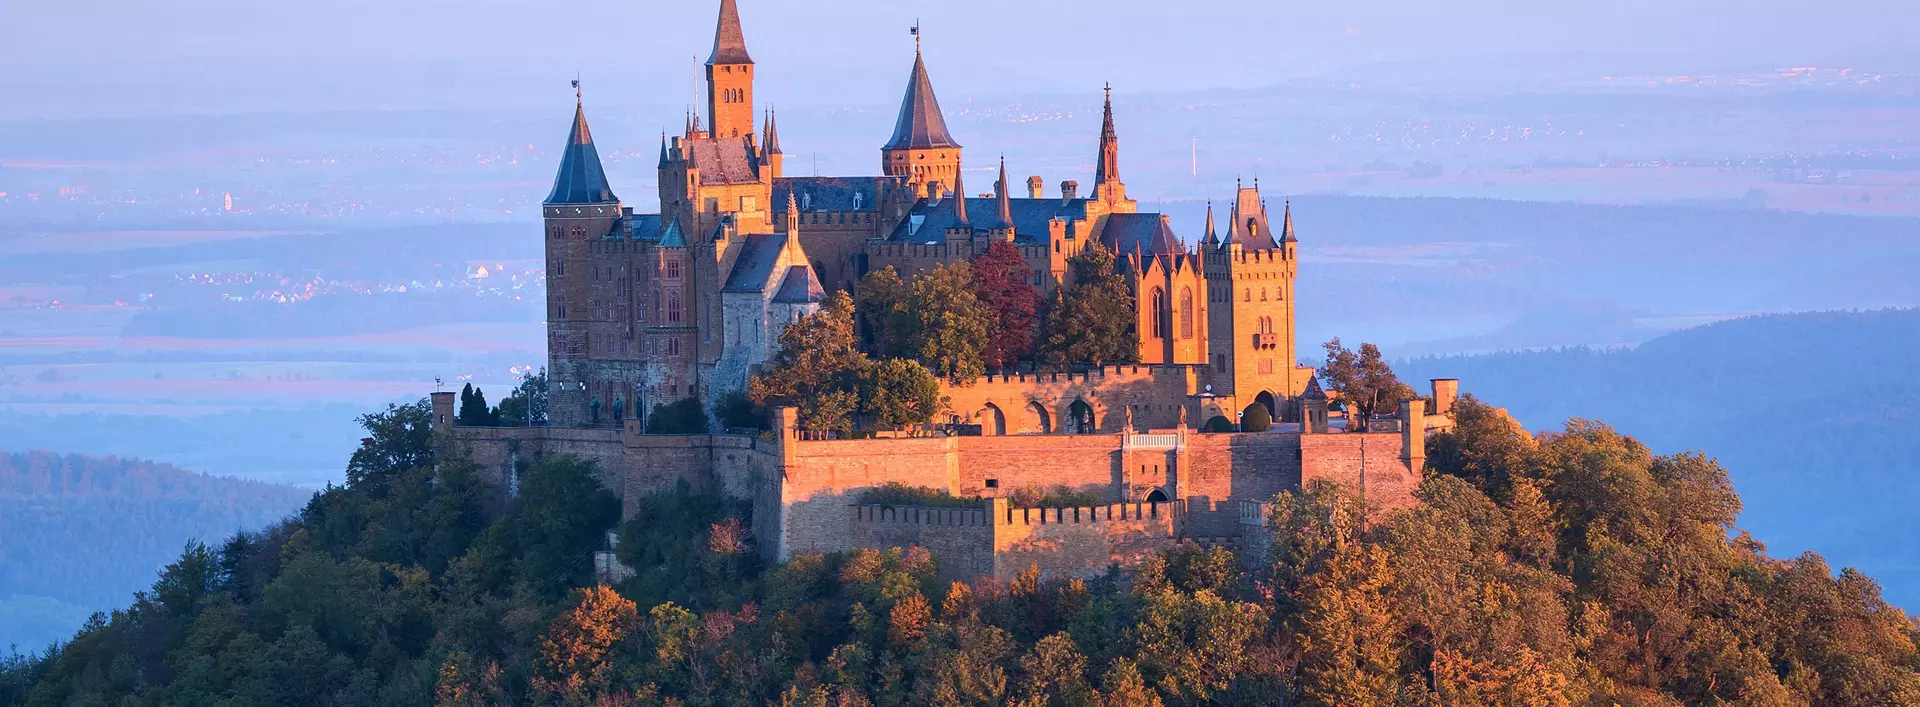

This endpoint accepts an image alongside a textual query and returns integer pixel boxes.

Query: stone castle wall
[990,501,1179,581]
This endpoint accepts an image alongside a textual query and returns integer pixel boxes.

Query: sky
[4,0,1916,117]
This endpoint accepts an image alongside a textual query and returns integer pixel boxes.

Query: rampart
[433,381,1456,583]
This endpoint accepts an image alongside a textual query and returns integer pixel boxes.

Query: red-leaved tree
[970,241,1043,370]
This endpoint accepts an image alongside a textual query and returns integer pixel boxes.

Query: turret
[882,26,962,195]
[1092,83,1128,205]
[761,108,784,179]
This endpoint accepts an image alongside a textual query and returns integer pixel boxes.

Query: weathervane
[572,75,581,103]
[911,20,921,52]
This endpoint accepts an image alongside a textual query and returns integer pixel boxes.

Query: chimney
[1061,180,1079,201]
[1027,175,1044,199]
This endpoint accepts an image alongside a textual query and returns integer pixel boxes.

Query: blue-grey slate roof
[886,196,1091,244]
[774,176,899,213]
[1100,213,1180,257]
[884,52,961,151]
[722,234,787,293]
[771,265,825,304]
[545,103,618,205]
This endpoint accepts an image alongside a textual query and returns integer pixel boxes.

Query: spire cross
[572,76,582,103]
[911,20,922,53]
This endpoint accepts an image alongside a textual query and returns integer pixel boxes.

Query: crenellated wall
[989,499,1179,580]
[851,505,995,583]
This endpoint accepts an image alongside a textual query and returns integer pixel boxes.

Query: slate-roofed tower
[706,0,756,139]
[543,86,625,427]
[882,30,962,197]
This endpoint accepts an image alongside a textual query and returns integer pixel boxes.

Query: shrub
[1007,485,1106,508]
[645,397,710,435]
[1203,415,1235,433]
[1241,405,1272,433]
[714,390,767,431]
[858,483,980,508]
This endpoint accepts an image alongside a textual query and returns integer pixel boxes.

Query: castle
[435,0,1461,583]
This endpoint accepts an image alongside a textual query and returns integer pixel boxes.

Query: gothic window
[1150,288,1166,339]
[571,227,586,238]
[1261,287,1268,301]
[666,338,680,356]
[1244,288,1251,302]
[1179,288,1194,340]
[666,260,681,280]
[667,292,683,324]
[556,260,565,277]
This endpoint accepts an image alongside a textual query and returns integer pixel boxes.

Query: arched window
[667,292,683,324]
[571,227,585,238]
[1260,287,1268,301]
[1150,288,1166,339]
[1178,288,1194,339]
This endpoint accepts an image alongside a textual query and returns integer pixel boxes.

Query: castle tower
[647,219,698,407]
[1204,181,1303,420]
[882,30,962,196]
[705,0,756,139]
[1092,84,1129,206]
[543,87,624,427]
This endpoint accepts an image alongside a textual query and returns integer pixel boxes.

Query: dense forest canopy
[5,395,1917,706]
[0,450,311,652]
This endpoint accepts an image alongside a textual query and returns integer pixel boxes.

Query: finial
[572,76,581,104]
[911,20,921,53]
[1104,82,1111,100]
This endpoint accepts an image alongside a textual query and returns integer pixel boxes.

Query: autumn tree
[1039,242,1138,369]
[750,291,873,434]
[531,586,639,701]
[971,241,1043,369]
[860,358,944,430]
[855,266,913,358]
[1319,338,1414,432]
[904,261,993,384]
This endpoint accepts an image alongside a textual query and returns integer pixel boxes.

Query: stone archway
[1255,390,1279,420]
[1068,400,1095,434]
[1026,401,1052,434]
[978,403,1007,436]
[1145,488,1169,504]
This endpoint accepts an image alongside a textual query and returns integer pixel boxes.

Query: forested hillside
[1398,308,1920,606]
[6,398,1916,706]
[0,450,311,651]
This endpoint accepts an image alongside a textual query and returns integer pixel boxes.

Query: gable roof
[545,102,618,205]
[771,265,825,304]
[884,51,961,151]
[722,234,788,293]
[1099,213,1179,257]
[686,137,761,185]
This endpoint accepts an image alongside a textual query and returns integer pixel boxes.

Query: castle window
[666,260,681,280]
[985,479,999,489]
[1261,288,1268,301]
[667,338,680,357]
[667,293,683,324]
[1150,288,1166,339]
[1179,288,1194,339]
[571,227,586,238]
[1244,288,1251,302]
[556,260,565,277]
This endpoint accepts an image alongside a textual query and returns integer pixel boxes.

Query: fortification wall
[951,434,1125,497]
[851,505,995,583]
[991,501,1180,580]
[777,436,958,557]
[942,366,1200,434]
[1299,432,1418,510]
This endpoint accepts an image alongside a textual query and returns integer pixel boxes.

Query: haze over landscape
[5,1,1920,700]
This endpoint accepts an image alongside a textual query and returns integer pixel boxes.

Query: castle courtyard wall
[991,501,1179,581]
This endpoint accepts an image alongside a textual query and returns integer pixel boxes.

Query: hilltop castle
[436,0,1460,583]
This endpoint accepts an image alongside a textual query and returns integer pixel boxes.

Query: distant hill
[1399,308,1920,605]
[0,451,310,651]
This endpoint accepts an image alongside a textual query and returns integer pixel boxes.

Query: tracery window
[1178,288,1194,339]
[1150,288,1166,339]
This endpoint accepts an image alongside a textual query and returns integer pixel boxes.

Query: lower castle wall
[991,502,1179,580]
[851,505,995,584]
[1300,432,1418,510]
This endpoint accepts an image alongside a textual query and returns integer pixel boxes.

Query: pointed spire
[657,132,670,169]
[1202,201,1218,246]
[659,218,687,248]
[1282,201,1296,243]
[1094,82,1120,187]
[994,156,1014,229]
[546,86,617,205]
[951,167,969,225]
[884,45,960,151]
[784,187,800,239]
[762,108,782,155]
[707,0,753,66]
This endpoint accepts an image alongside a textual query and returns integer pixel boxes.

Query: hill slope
[0,450,311,650]
[1399,308,1920,605]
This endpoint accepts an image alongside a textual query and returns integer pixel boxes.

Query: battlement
[854,504,989,527]
[970,363,1204,386]
[999,501,1171,526]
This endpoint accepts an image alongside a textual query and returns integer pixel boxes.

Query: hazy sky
[3,0,1915,116]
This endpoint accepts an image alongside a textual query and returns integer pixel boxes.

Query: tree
[905,261,992,384]
[1320,338,1414,432]
[494,368,549,427]
[345,398,435,488]
[714,389,767,431]
[1038,242,1138,369]
[1202,416,1234,433]
[456,383,495,426]
[750,291,873,434]
[855,266,913,359]
[971,241,1043,370]
[646,397,711,434]
[532,586,640,701]
[859,358,944,430]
